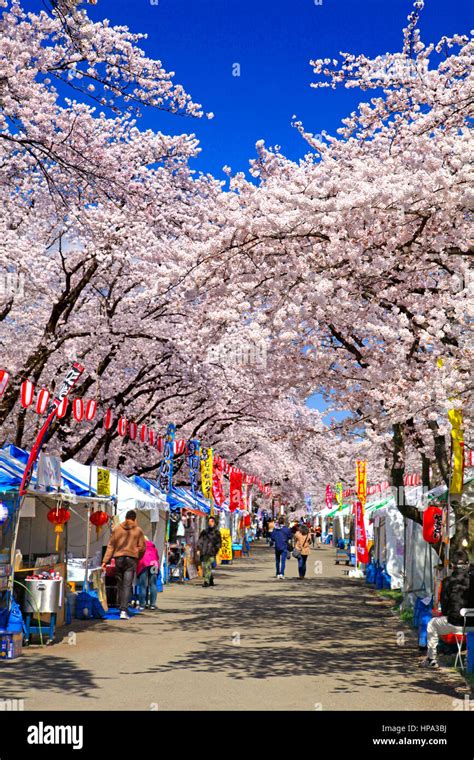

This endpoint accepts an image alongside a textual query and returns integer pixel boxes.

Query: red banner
[354,501,368,564]
[212,460,225,507]
[229,468,243,512]
[325,485,332,509]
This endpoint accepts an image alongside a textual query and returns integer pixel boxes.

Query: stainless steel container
[24,579,63,614]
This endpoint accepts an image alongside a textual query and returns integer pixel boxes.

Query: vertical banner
[448,409,464,494]
[335,482,343,510]
[305,494,312,516]
[200,446,213,499]
[187,439,200,496]
[212,458,225,507]
[158,423,176,493]
[325,485,333,510]
[356,460,367,507]
[229,468,243,512]
[354,501,368,564]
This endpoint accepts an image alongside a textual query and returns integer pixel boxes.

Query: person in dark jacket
[197,516,222,587]
[420,549,474,668]
[270,517,293,579]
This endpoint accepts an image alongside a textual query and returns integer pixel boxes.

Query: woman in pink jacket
[136,539,160,610]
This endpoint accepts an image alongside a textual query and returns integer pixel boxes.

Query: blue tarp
[0,444,95,497]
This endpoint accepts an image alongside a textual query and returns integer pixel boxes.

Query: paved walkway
[0,543,465,710]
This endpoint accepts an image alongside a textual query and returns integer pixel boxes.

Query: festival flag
[335,482,343,510]
[187,439,200,495]
[325,485,332,509]
[158,423,176,493]
[448,409,464,494]
[212,458,225,506]
[229,467,243,512]
[200,446,213,499]
[356,460,367,507]
[354,501,369,564]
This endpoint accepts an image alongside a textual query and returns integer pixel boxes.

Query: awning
[0,444,97,498]
[62,460,166,513]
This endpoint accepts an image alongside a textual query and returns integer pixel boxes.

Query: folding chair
[456,608,474,672]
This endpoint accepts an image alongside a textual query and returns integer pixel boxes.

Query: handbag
[292,533,309,560]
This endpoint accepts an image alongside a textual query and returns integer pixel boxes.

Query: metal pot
[23,579,63,614]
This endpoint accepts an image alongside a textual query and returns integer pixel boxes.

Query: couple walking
[270,517,311,579]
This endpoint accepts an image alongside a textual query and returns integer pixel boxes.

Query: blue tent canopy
[0,444,96,497]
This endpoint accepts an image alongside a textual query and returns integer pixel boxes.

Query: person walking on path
[197,516,222,587]
[102,510,146,620]
[420,549,474,669]
[136,538,160,610]
[293,524,312,579]
[270,517,293,579]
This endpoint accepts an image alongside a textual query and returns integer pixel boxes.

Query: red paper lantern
[128,421,137,441]
[20,380,34,408]
[47,507,71,551]
[56,397,68,418]
[35,388,50,414]
[90,510,109,538]
[422,506,443,544]
[140,424,148,443]
[118,417,128,436]
[72,398,84,422]
[103,408,113,430]
[85,399,97,421]
[0,370,10,397]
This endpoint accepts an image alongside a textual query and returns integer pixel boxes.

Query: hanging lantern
[72,398,84,422]
[0,370,9,397]
[422,505,443,544]
[85,399,97,421]
[140,424,148,443]
[35,388,50,415]
[47,507,71,551]
[128,421,137,441]
[118,417,128,436]
[157,436,164,453]
[89,510,109,539]
[148,429,156,447]
[103,408,113,430]
[56,397,68,418]
[20,380,35,408]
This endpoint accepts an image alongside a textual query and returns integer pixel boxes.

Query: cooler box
[23,579,63,614]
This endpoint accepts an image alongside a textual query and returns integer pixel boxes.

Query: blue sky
[75,0,472,180]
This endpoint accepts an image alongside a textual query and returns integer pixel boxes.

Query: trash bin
[23,579,63,614]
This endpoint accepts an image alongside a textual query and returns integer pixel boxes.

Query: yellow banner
[335,482,343,510]
[448,409,464,494]
[218,528,232,561]
[97,468,110,497]
[356,460,367,507]
[200,447,213,499]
